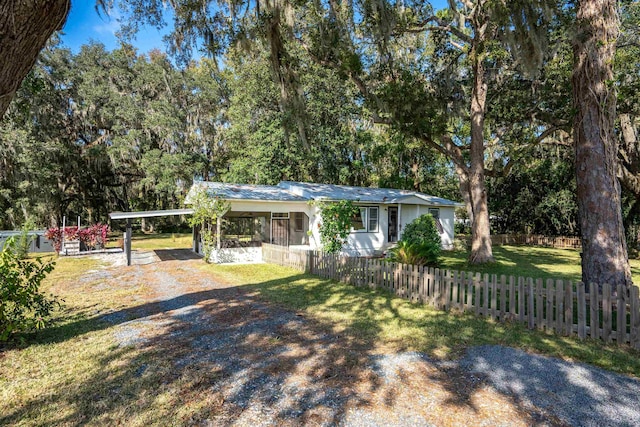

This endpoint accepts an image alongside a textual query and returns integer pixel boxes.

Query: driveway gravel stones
[88,250,640,426]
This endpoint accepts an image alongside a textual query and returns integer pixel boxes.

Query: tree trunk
[454,163,474,225]
[0,0,70,117]
[467,19,494,264]
[573,0,632,289]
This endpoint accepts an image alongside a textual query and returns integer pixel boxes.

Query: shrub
[16,218,37,259]
[390,214,441,266]
[45,224,110,253]
[0,238,58,342]
[389,240,441,266]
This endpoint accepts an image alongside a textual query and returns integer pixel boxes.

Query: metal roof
[183,181,459,207]
[109,208,194,220]
[189,181,308,202]
[278,181,460,206]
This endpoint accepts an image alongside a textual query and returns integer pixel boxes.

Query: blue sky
[61,3,169,53]
[61,1,449,54]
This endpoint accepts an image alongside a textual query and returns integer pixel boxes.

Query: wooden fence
[457,234,582,249]
[262,243,312,271]
[263,244,640,349]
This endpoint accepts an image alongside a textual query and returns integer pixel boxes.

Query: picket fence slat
[617,284,626,344]
[546,279,554,332]
[577,282,586,339]
[555,280,564,333]
[603,283,612,342]
[631,287,640,349]
[536,279,544,330]
[590,282,599,340]
[564,281,573,336]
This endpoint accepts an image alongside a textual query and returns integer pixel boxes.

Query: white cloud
[93,9,122,35]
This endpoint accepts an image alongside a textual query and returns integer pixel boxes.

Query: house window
[351,207,378,232]
[294,212,304,232]
[351,208,367,231]
[368,207,378,232]
[428,208,444,233]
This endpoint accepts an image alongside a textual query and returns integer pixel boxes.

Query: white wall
[439,207,455,249]
[210,247,262,264]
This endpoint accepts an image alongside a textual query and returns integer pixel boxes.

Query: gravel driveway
[95,251,640,426]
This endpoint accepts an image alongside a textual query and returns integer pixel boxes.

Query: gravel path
[93,251,640,426]
[459,345,640,426]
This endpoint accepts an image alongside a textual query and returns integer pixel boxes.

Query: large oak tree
[0,0,70,117]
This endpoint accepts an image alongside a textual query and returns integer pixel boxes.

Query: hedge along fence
[262,244,640,349]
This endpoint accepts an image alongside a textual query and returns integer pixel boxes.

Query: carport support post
[126,218,132,266]
[216,217,221,250]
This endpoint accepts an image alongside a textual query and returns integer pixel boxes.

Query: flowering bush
[44,227,63,253]
[45,223,110,253]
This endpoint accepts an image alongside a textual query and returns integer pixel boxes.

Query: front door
[271,219,290,246]
[388,207,398,243]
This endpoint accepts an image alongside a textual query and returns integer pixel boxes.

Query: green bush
[16,218,37,260]
[0,238,58,342]
[317,200,360,253]
[390,214,441,266]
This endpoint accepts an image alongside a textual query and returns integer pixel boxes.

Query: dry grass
[0,256,214,426]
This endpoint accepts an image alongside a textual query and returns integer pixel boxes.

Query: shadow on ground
[3,258,639,425]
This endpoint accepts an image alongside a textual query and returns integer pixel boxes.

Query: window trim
[351,206,379,233]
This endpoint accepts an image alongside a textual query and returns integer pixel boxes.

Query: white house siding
[399,204,418,239]
[439,207,455,249]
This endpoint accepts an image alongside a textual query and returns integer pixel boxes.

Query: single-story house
[185,181,460,263]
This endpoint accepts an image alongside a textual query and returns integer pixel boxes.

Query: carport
[109,209,194,266]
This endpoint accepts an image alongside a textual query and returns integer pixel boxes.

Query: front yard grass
[204,262,640,377]
[439,245,640,284]
[131,232,192,250]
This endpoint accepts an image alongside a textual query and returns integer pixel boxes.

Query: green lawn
[130,232,192,250]
[203,262,640,377]
[439,245,640,284]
